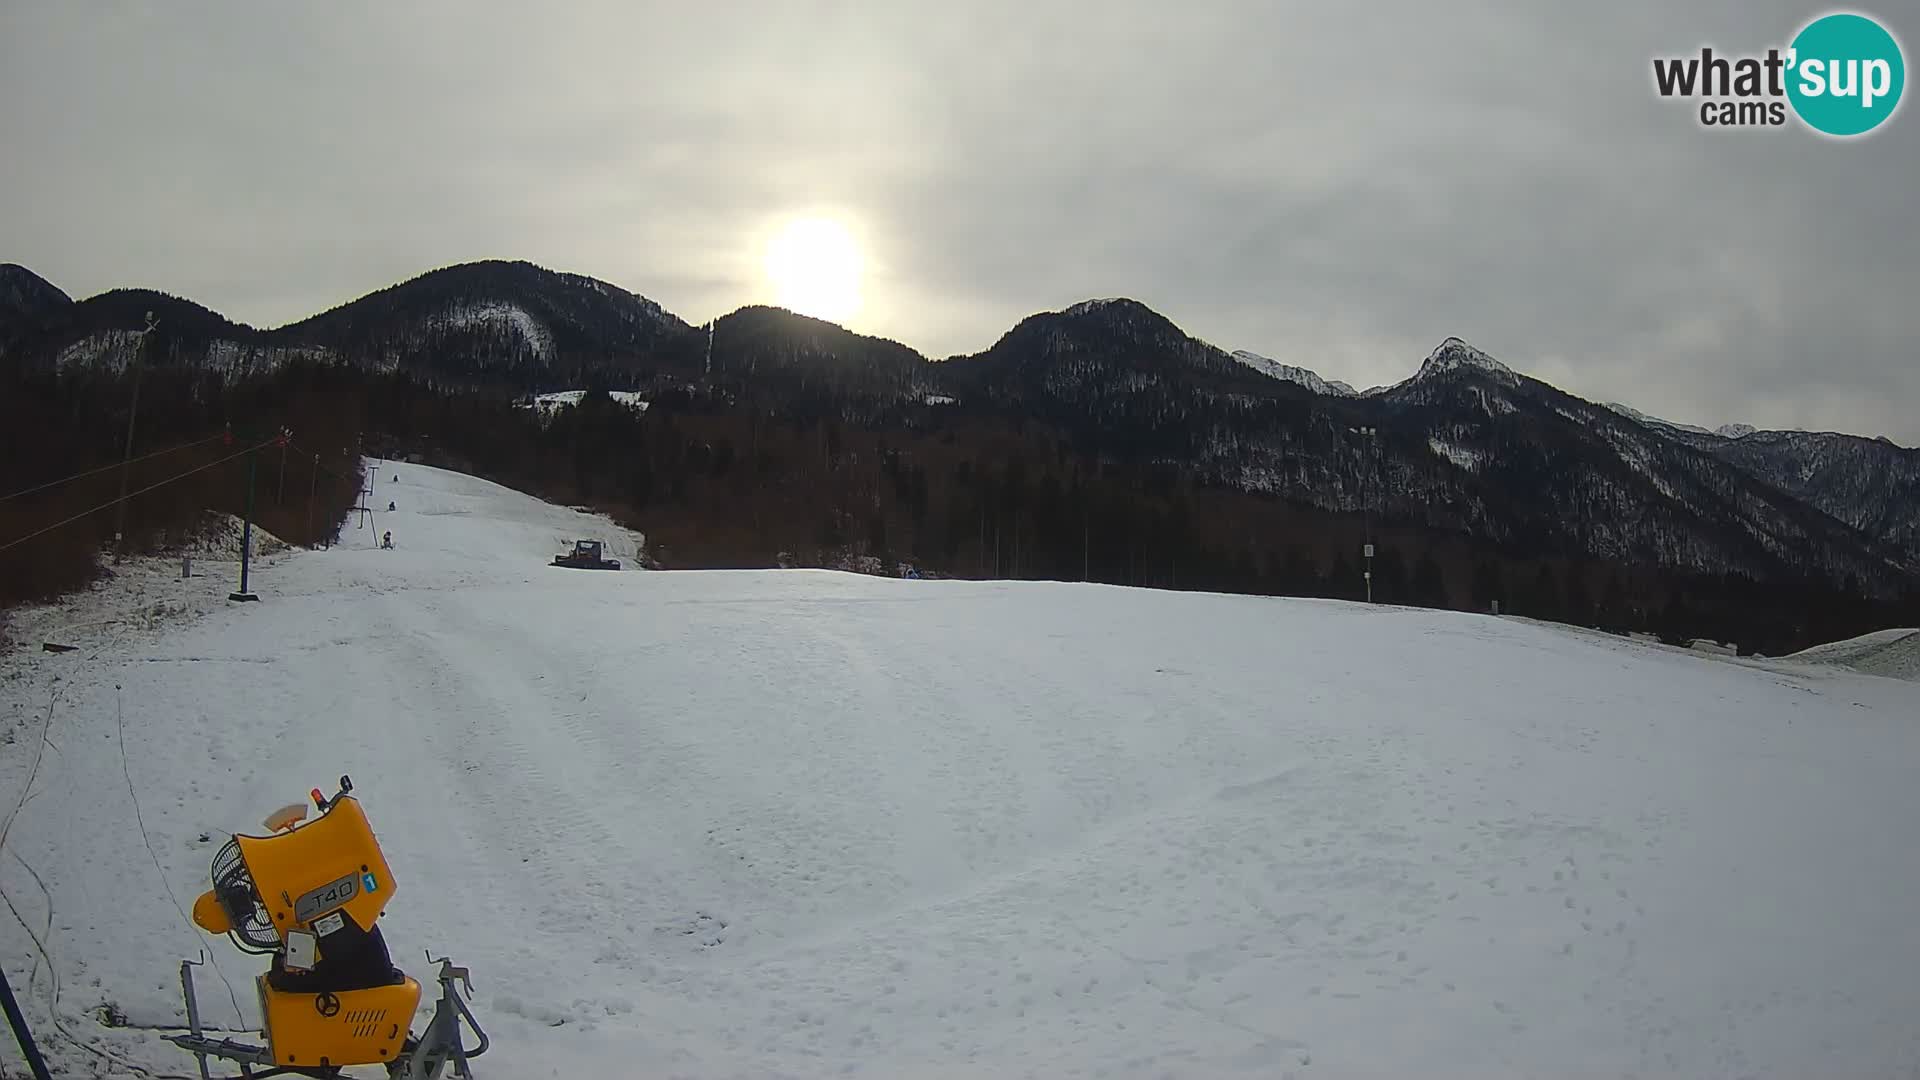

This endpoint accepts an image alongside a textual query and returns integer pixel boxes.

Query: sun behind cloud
[763,217,862,323]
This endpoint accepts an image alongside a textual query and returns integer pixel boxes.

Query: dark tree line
[0,359,365,607]
[339,369,1915,657]
[5,353,1914,656]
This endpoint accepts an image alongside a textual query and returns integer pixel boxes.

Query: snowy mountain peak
[1415,337,1516,382]
[1605,401,1711,436]
[1005,298,1189,353]
[1229,350,1357,396]
[1606,402,1760,441]
[1051,298,1188,336]
[1061,298,1134,317]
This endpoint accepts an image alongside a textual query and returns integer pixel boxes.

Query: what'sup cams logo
[1653,11,1905,136]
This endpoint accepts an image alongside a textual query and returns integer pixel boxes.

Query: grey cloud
[2,0,1913,440]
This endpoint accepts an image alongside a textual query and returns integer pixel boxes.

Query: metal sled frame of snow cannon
[165,776,489,1078]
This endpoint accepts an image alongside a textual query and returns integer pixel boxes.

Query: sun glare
[763,217,862,323]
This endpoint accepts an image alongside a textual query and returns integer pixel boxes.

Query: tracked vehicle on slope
[551,539,621,570]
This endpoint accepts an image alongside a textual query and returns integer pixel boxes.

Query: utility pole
[0,967,51,1080]
[1353,426,1377,603]
[306,452,320,546]
[229,449,260,602]
[0,965,53,1080]
[354,470,373,532]
[277,427,289,504]
[113,312,159,558]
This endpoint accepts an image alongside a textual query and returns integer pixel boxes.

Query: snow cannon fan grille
[210,838,279,953]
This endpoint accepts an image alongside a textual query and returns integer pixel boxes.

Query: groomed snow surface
[1788,628,1920,683]
[3,462,1919,1079]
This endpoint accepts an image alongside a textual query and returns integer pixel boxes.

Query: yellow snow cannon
[168,775,489,1079]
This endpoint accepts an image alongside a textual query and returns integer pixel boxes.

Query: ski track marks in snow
[2,460,1920,1078]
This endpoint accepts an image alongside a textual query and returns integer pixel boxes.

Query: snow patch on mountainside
[51,333,333,377]
[517,389,649,415]
[54,329,142,371]
[1229,350,1357,396]
[1454,385,1519,416]
[1602,427,1684,503]
[440,301,555,359]
[203,340,336,379]
[1428,436,1486,471]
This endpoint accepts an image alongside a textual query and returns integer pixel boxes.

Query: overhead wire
[0,687,202,1079]
[0,442,373,1076]
[287,441,364,485]
[0,433,226,503]
[0,439,272,556]
[0,889,198,1080]
[117,687,247,1029]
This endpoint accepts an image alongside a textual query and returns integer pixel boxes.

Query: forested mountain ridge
[3,259,1914,653]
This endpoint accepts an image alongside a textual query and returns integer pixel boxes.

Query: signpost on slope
[307,452,320,545]
[230,446,262,602]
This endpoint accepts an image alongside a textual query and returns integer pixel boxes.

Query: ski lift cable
[286,441,367,485]
[0,433,227,503]
[117,687,248,1028]
[0,440,275,556]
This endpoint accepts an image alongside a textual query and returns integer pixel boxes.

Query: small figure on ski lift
[381,530,393,550]
[388,500,396,512]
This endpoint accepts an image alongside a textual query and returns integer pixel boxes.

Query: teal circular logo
[1787,13,1905,136]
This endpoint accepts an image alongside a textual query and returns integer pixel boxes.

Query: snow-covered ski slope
[1788,627,1920,682]
[4,462,1919,1079]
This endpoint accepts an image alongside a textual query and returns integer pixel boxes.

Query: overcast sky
[3,1,1914,442]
